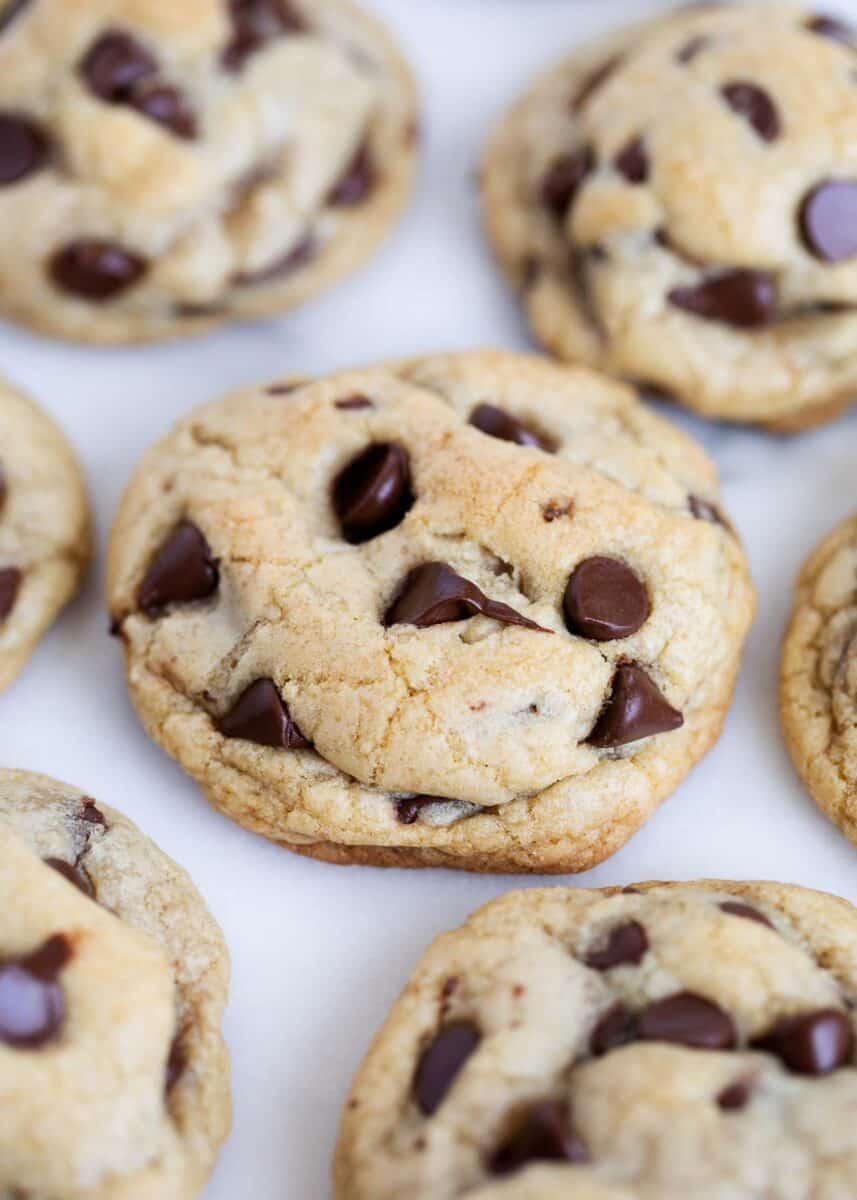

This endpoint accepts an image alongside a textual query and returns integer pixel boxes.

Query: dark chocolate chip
[805,14,856,45]
[469,403,553,451]
[541,146,595,221]
[333,442,413,544]
[217,678,309,749]
[721,82,781,143]
[80,31,157,102]
[571,55,622,112]
[395,796,440,825]
[129,82,197,139]
[234,234,315,285]
[587,663,682,748]
[138,520,219,615]
[335,394,373,411]
[668,270,776,328]
[491,1101,589,1175]
[584,920,649,970]
[717,1078,752,1110]
[614,136,649,184]
[590,1002,635,1055]
[222,0,306,71]
[0,0,33,34]
[0,114,48,185]
[44,858,94,898]
[754,1009,852,1075]
[80,799,106,828]
[0,935,71,1049]
[542,499,573,523]
[328,141,376,206]
[49,239,147,300]
[719,901,773,928]
[638,992,737,1050]
[165,1033,185,1093]
[0,566,21,621]
[414,1022,480,1116]
[384,562,548,633]
[800,180,857,262]
[676,35,711,63]
[564,557,650,642]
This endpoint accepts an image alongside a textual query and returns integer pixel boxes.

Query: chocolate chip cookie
[781,512,857,844]
[0,377,89,691]
[482,4,857,430]
[0,0,416,344]
[0,768,230,1198]
[107,350,754,873]
[334,880,857,1199]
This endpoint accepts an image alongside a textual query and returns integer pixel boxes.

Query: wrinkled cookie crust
[781,511,857,844]
[0,377,90,691]
[482,3,857,430]
[0,0,416,345]
[0,768,230,1199]
[334,880,857,1200]
[108,350,755,873]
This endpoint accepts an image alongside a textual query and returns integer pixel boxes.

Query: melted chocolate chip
[49,239,147,300]
[721,82,781,142]
[638,992,737,1050]
[384,562,548,633]
[414,1022,480,1116]
[138,520,219,615]
[590,1002,635,1055]
[0,935,71,1048]
[395,796,440,825]
[217,678,309,749]
[800,180,857,262]
[44,858,94,898]
[564,557,650,642]
[333,443,413,544]
[754,1009,852,1075]
[491,1101,589,1175]
[668,270,776,328]
[571,55,622,112]
[328,141,376,206]
[587,663,683,748]
[469,404,553,451]
[0,566,21,621]
[335,394,373,411]
[80,31,157,101]
[0,0,32,34]
[717,1078,752,1110]
[222,0,307,71]
[676,35,711,63]
[614,136,649,184]
[584,920,649,970]
[805,14,855,45]
[165,1033,185,1092]
[720,901,773,928]
[129,81,197,139]
[234,235,315,285]
[0,114,48,185]
[541,147,595,221]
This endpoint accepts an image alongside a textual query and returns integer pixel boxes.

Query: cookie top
[334,880,857,1200]
[482,3,857,429]
[0,769,230,1199]
[107,350,754,873]
[781,511,857,843]
[0,0,416,344]
[0,378,90,691]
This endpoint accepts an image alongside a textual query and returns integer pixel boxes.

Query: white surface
[3,1,857,1195]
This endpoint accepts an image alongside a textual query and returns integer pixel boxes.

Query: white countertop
[2,2,856,1195]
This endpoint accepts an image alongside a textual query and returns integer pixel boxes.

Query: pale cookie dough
[781,511,857,844]
[482,3,857,430]
[0,768,230,1200]
[0,0,416,344]
[0,377,90,692]
[334,880,857,1200]
[107,350,755,873]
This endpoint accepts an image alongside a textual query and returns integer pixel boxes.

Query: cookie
[0,377,90,692]
[107,350,754,873]
[781,511,857,844]
[0,0,416,345]
[0,768,230,1199]
[482,3,857,430]
[334,879,857,1199]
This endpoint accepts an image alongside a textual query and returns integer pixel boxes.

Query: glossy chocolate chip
[805,14,855,44]
[638,992,737,1050]
[541,147,595,220]
[138,520,219,615]
[333,443,413,544]
[0,114,48,185]
[584,920,649,970]
[491,1101,589,1175]
[571,55,622,112]
[590,1002,635,1056]
[800,181,857,262]
[721,82,780,143]
[129,82,197,139]
[717,1078,752,1110]
[668,270,776,328]
[414,1022,480,1116]
[469,404,552,450]
[223,0,306,70]
[614,136,649,184]
[385,562,547,632]
[395,796,440,825]
[165,1033,185,1093]
[44,857,94,898]
[564,557,650,642]
[0,566,21,621]
[328,141,376,206]
[676,34,711,63]
[0,935,71,1048]
[336,394,373,411]
[720,901,773,928]
[80,31,157,101]
[587,664,682,749]
[234,235,315,285]
[217,678,309,749]
[754,1009,852,1075]
[49,239,147,300]
[0,0,32,34]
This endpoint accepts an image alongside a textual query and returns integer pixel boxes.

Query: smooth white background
[2,2,857,1195]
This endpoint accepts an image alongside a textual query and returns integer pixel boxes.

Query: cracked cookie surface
[334,880,857,1200]
[0,0,416,344]
[0,768,230,1200]
[482,3,857,429]
[107,350,755,873]
[0,378,90,692]
[781,511,857,845]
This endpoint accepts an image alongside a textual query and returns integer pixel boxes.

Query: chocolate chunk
[491,1101,589,1175]
[668,270,776,328]
[584,920,649,970]
[129,82,197,139]
[541,147,595,220]
[384,562,548,632]
[414,1022,480,1116]
[333,442,413,544]
[80,799,106,828]
[49,239,147,300]
[614,136,649,184]
[0,114,48,185]
[395,796,440,825]
[328,141,376,206]
[564,557,650,642]
[44,858,94,898]
[222,0,306,71]
[0,935,71,1049]
[638,992,737,1050]
[234,235,315,285]
[0,566,21,621]
[587,663,683,748]
[138,520,219,615]
[0,0,32,34]
[717,1078,752,1110]
[335,394,373,411]
[571,55,622,112]
[754,1009,852,1075]
[217,678,309,749]
[721,82,781,142]
[719,901,773,928]
[676,35,711,63]
[805,14,855,45]
[469,403,553,451]
[800,180,857,262]
[165,1033,185,1092]
[590,1002,635,1055]
[689,495,728,528]
[80,31,157,101]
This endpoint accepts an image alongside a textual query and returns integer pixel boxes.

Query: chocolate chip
[384,562,548,633]
[328,141,376,206]
[689,495,728,527]
[80,31,157,102]
[165,1033,185,1093]
[234,235,315,285]
[0,935,71,1049]
[721,82,780,142]
[138,520,219,615]
[638,992,737,1050]
[717,1078,752,1110]
[668,270,776,328]
[805,14,855,45]
[333,442,413,544]
[571,55,622,112]
[564,557,650,642]
[541,147,595,220]
[800,180,857,262]
[49,239,147,300]
[0,566,21,621]
[44,858,94,898]
[491,1101,589,1175]
[0,114,48,185]
[676,35,711,63]
[217,678,309,749]
[584,920,649,970]
[590,1002,635,1055]
[414,1022,480,1116]
[754,1009,852,1075]
[614,136,649,184]
[469,404,553,451]
[719,901,773,928]
[395,796,440,825]
[335,394,373,411]
[0,0,32,34]
[129,82,197,139]
[222,0,306,71]
[542,499,573,523]
[80,799,106,828]
[587,664,682,748]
